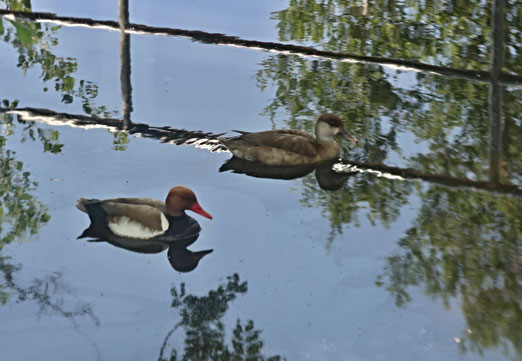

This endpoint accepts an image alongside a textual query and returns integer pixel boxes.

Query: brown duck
[219,114,357,165]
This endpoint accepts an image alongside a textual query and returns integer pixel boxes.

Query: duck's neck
[168,209,186,217]
[315,123,335,143]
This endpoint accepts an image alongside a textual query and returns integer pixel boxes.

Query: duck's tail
[76,197,100,213]
[218,130,250,141]
[76,198,88,213]
[232,130,250,135]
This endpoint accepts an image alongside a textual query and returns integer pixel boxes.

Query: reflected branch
[0,106,227,152]
[335,160,522,197]
[1,10,521,86]
[158,322,182,361]
[0,257,99,326]
[0,256,103,360]
[1,106,521,198]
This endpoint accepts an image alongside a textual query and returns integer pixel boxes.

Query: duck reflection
[76,186,213,272]
[220,157,355,191]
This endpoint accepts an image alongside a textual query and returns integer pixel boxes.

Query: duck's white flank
[108,213,169,239]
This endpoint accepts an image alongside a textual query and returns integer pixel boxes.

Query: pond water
[1,1,521,361]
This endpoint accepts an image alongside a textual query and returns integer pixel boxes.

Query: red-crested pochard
[76,186,211,240]
[218,113,358,165]
[76,186,213,272]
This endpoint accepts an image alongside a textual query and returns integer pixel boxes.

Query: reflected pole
[119,0,133,129]
[488,0,505,185]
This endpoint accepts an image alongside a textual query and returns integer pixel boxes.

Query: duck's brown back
[220,129,340,165]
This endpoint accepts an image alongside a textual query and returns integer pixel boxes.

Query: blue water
[1,1,521,360]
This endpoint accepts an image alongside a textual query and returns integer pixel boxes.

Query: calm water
[1,1,521,360]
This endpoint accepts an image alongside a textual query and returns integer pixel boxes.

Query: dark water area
[0,1,521,360]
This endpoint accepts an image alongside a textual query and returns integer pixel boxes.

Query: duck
[76,186,213,272]
[218,113,358,165]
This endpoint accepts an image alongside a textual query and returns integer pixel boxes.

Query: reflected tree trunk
[119,0,133,128]
[362,0,368,16]
[488,0,505,185]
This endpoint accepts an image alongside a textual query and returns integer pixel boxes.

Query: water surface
[1,1,521,360]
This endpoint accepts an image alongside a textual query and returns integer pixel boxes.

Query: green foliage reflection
[272,0,521,73]
[0,144,50,249]
[376,187,522,358]
[255,53,522,356]
[300,171,411,247]
[256,54,497,172]
[160,274,285,361]
[1,1,116,117]
[112,131,130,151]
[258,4,522,358]
[0,100,52,303]
[256,48,521,235]
[255,53,510,236]
[0,108,50,251]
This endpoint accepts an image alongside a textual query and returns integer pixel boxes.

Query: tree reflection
[1,102,50,305]
[0,257,99,325]
[259,0,521,183]
[0,140,50,248]
[0,256,102,359]
[256,55,504,176]
[0,99,99,351]
[1,0,116,118]
[1,99,64,154]
[159,274,285,361]
[0,102,51,250]
[255,10,521,238]
[301,171,411,247]
[0,98,94,320]
[271,0,521,73]
[257,55,423,239]
[376,187,522,358]
[258,2,522,358]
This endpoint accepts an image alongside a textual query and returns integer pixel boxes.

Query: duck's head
[165,186,212,219]
[316,114,358,143]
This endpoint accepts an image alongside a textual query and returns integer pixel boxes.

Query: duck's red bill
[189,202,213,219]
